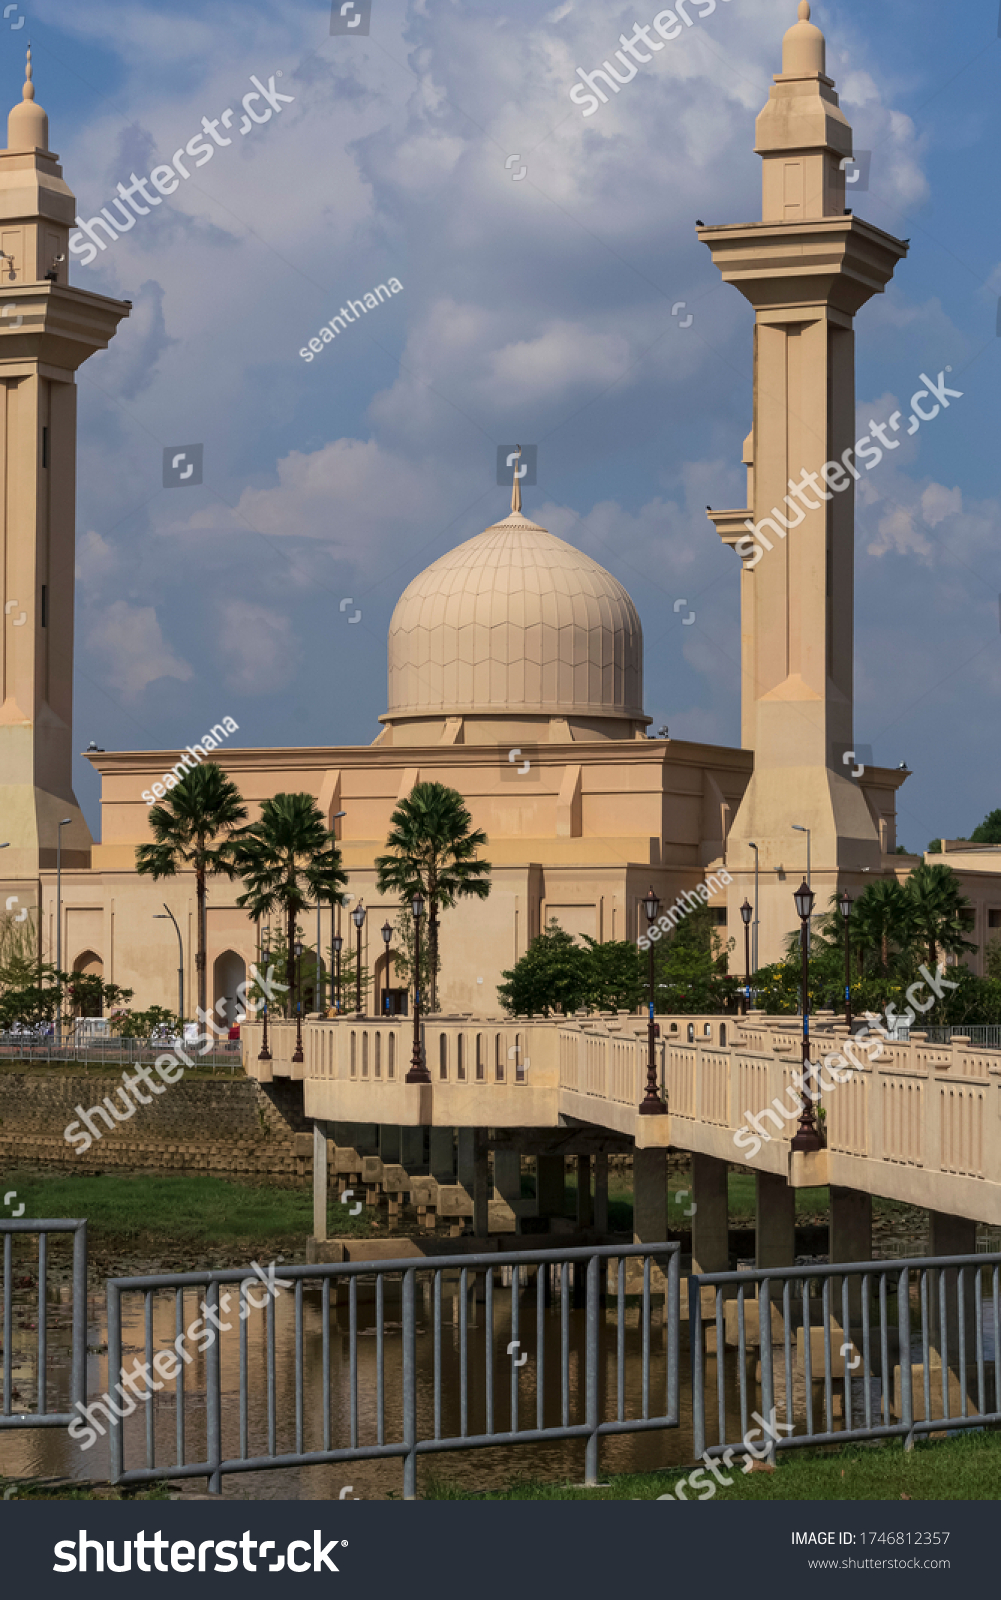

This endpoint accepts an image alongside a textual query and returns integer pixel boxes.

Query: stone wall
[0,1071,313,1185]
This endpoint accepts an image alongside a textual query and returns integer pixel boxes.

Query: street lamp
[319,811,346,1015]
[55,816,71,1044]
[333,934,343,1013]
[381,920,392,1013]
[258,945,272,1061]
[748,841,759,973]
[292,938,305,1063]
[639,886,667,1115]
[792,824,811,951]
[406,893,430,1083]
[839,890,854,1030]
[740,898,752,1016]
[790,878,822,1153]
[153,904,184,1023]
[352,902,366,1017]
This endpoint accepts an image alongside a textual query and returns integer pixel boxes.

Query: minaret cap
[511,444,522,514]
[782,1,825,78]
[7,47,49,153]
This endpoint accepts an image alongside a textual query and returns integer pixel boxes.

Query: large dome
[383,507,645,738]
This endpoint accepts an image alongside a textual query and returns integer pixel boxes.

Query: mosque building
[1,8,998,1027]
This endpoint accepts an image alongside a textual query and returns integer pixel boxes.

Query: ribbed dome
[385,509,644,724]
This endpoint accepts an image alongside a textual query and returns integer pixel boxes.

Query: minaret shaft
[701,3,908,963]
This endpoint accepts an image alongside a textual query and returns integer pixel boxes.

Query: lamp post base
[638,1096,667,1116]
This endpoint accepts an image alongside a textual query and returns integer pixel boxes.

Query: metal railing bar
[37,1231,47,1416]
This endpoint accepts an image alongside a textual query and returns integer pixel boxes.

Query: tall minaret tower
[0,52,129,896]
[702,3,907,962]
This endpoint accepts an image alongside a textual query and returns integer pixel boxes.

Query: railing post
[759,1276,775,1461]
[107,1279,123,1484]
[72,1221,88,1418]
[898,1265,913,1435]
[205,1279,223,1494]
[584,1253,600,1486]
[689,1272,705,1459]
[403,1266,417,1500]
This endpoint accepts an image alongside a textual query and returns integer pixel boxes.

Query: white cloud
[217,599,302,693]
[87,601,193,700]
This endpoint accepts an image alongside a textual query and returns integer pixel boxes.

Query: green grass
[0,1170,370,1243]
[425,1426,1001,1500]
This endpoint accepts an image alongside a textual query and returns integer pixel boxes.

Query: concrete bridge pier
[429,1126,455,1183]
[458,1128,491,1237]
[575,1155,593,1229]
[928,1209,978,1375]
[594,1153,609,1232]
[755,1172,795,1271]
[829,1185,872,1323]
[313,1120,330,1242]
[632,1148,667,1244]
[493,1149,524,1233]
[536,1154,567,1223]
[691,1153,728,1273]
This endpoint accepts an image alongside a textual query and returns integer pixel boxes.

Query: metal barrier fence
[923,1024,1001,1048]
[690,1253,1001,1462]
[0,1033,242,1068]
[1,1219,88,1429]
[104,1243,681,1497]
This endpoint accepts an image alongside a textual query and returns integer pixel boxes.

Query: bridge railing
[1,1218,87,1430]
[103,1241,681,1497]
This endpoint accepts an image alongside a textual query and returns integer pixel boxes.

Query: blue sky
[17,0,1001,850]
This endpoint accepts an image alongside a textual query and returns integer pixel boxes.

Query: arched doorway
[71,951,104,1016]
[213,950,246,1029]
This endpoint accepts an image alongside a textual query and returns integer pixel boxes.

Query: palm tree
[851,879,914,978]
[135,764,248,1022]
[904,862,976,972]
[375,781,491,1013]
[233,794,347,1019]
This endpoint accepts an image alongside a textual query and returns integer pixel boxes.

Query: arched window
[350,1031,357,1076]
[375,1033,382,1079]
[495,1035,504,1082]
[439,1034,448,1080]
[212,949,247,1030]
[475,1034,484,1081]
[457,1035,465,1081]
[362,1033,369,1078]
[515,1033,525,1083]
[719,1023,727,1046]
[70,951,104,1017]
[686,1023,694,1043]
[704,1023,712,1037]
[388,1034,396,1079]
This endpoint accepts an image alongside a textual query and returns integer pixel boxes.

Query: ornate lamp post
[333,934,343,1013]
[740,898,752,1016]
[406,892,430,1083]
[839,890,854,1030]
[381,919,392,1013]
[291,938,305,1064]
[352,903,366,1016]
[639,885,667,1115]
[790,879,822,1153]
[258,946,272,1062]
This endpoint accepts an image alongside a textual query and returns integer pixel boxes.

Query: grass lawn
[0,1169,371,1245]
[427,1426,1001,1500]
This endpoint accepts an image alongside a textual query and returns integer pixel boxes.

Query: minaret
[701,4,907,962]
[0,52,129,892]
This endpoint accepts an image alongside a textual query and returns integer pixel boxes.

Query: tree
[904,862,976,972]
[135,764,248,1022]
[582,937,645,1012]
[234,794,347,1020]
[498,921,591,1017]
[385,907,437,1014]
[971,809,1001,845]
[850,879,914,979]
[652,902,737,1014]
[375,782,490,1012]
[987,937,1001,983]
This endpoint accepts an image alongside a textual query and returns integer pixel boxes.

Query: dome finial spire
[798,1,810,18]
[23,44,34,101]
[511,444,522,514]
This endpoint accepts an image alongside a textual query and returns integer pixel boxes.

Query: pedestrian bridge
[241,1013,1001,1228]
